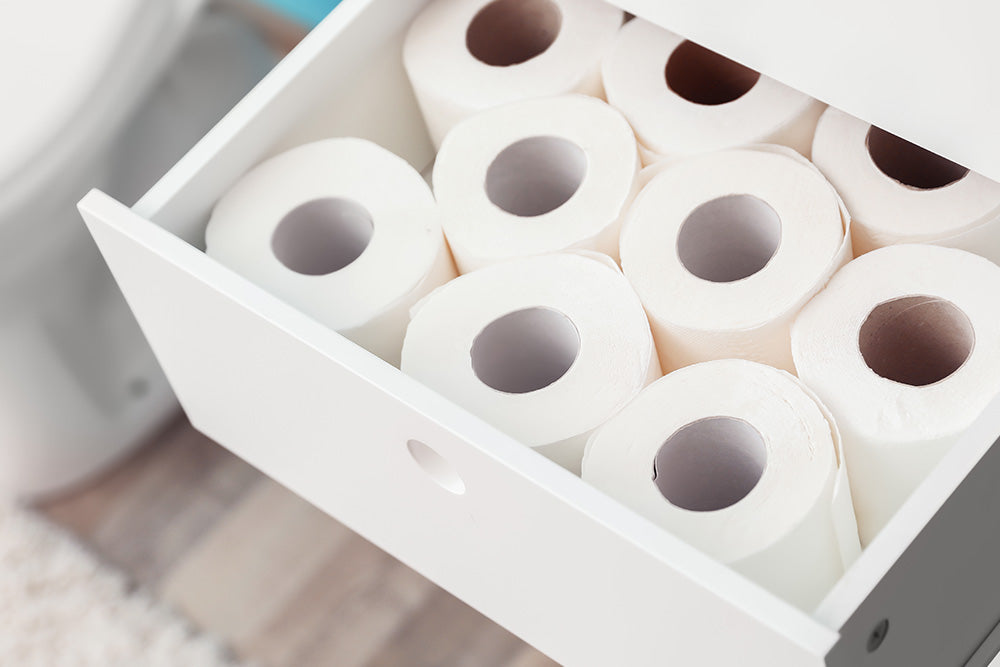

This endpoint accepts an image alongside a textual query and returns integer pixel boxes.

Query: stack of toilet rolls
[602,18,826,164]
[582,359,860,610]
[201,0,1000,607]
[401,252,660,474]
[793,244,1000,544]
[619,145,850,373]
[433,94,640,272]
[811,107,1000,264]
[403,0,624,147]
[205,138,456,367]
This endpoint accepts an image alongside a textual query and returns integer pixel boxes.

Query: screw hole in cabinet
[867,618,889,653]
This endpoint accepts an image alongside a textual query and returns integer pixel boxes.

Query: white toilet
[0,0,274,498]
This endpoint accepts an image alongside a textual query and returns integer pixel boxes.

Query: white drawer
[77,1,1000,664]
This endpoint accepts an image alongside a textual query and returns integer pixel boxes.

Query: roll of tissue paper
[811,107,1000,262]
[403,0,623,147]
[792,244,1000,544]
[582,359,860,610]
[205,138,456,366]
[433,95,640,273]
[620,146,850,373]
[401,252,660,473]
[602,18,825,165]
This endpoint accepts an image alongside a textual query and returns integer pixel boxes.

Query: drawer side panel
[824,401,1000,666]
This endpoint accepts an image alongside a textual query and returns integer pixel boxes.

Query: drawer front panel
[80,194,833,665]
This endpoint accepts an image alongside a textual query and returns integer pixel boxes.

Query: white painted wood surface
[77,0,1000,663]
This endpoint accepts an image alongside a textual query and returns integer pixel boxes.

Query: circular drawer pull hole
[867,618,889,653]
[407,440,466,495]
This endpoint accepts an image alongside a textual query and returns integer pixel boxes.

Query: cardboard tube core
[866,127,969,189]
[466,0,562,67]
[859,295,974,386]
[665,40,761,106]
[676,194,781,282]
[472,307,580,394]
[271,197,374,275]
[486,136,588,217]
[654,416,767,512]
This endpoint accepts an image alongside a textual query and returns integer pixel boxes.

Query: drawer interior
[84,0,1000,663]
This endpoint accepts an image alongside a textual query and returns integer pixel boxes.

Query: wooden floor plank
[251,536,435,666]
[366,588,527,667]
[507,646,561,667]
[40,418,261,586]
[40,418,555,666]
[159,477,354,647]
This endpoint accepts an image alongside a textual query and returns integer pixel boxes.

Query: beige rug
[0,503,240,666]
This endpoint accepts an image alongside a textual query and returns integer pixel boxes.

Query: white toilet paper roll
[433,95,640,273]
[792,244,1000,544]
[582,359,860,610]
[205,138,457,366]
[401,252,660,473]
[619,146,850,374]
[811,107,1000,262]
[403,0,623,147]
[602,19,825,165]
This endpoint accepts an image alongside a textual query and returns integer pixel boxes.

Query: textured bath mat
[0,503,239,666]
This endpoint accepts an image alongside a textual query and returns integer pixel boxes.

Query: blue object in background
[255,0,342,28]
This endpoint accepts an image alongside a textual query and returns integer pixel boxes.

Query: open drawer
[78,0,1000,664]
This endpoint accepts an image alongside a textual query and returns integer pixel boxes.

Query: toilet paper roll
[582,359,860,610]
[401,252,660,473]
[433,95,640,273]
[602,19,825,165]
[205,138,457,366]
[792,244,1000,544]
[403,0,623,147]
[811,107,1000,262]
[619,146,850,373]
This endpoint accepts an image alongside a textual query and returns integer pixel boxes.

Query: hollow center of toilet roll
[466,0,562,67]
[676,194,782,282]
[665,41,761,105]
[271,198,374,275]
[485,136,587,217]
[859,296,975,386]
[653,417,767,512]
[471,307,580,394]
[866,127,969,189]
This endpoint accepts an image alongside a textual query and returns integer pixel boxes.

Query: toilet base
[0,8,274,500]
